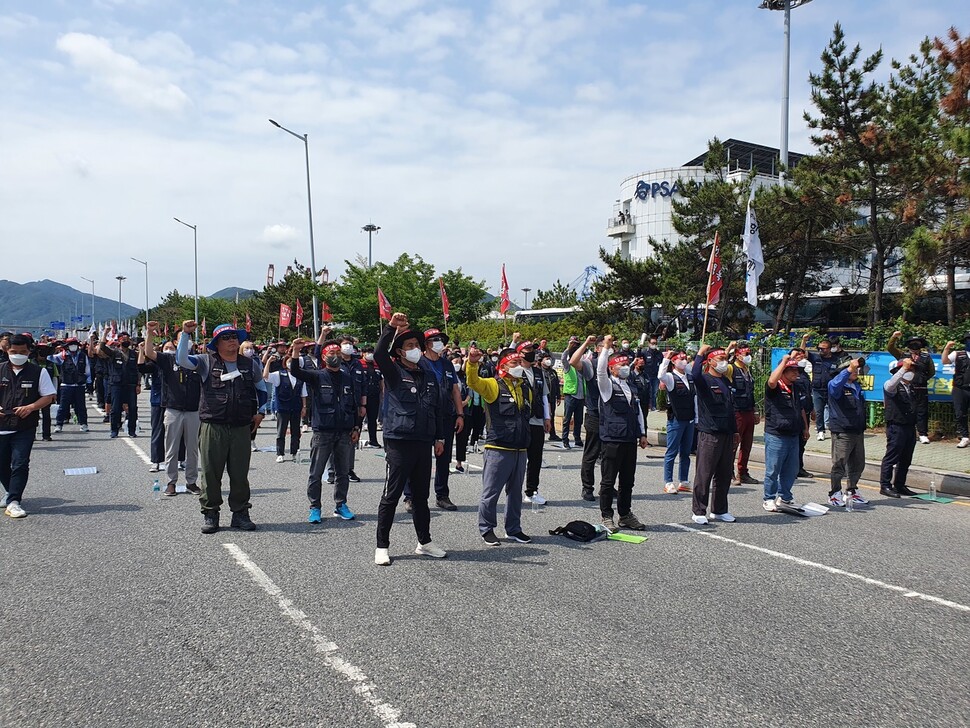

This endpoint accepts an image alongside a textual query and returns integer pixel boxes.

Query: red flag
[499,264,510,314]
[109,320,117,339]
[245,313,252,333]
[164,323,169,337]
[295,299,304,327]
[279,303,292,327]
[322,302,333,323]
[233,316,238,328]
[201,318,207,337]
[377,288,392,321]
[706,232,723,306]
[439,278,450,320]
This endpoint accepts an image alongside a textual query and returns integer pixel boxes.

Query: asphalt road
[2,398,969,728]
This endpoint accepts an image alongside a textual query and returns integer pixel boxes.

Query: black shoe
[436,498,458,511]
[230,510,257,531]
[109,431,118,439]
[739,473,761,485]
[42,436,53,441]
[880,486,900,499]
[454,464,465,473]
[102,415,110,423]
[404,499,413,514]
[581,489,596,502]
[481,530,500,547]
[348,471,361,483]
[575,439,584,447]
[562,440,571,450]
[797,469,813,478]
[165,482,177,497]
[896,485,919,497]
[326,473,335,484]
[548,435,561,442]
[507,531,533,544]
[185,483,201,495]
[201,512,220,534]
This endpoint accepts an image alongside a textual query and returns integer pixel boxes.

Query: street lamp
[80,276,94,331]
[269,118,320,340]
[758,0,814,182]
[522,288,532,310]
[131,257,149,328]
[173,217,199,339]
[361,223,381,268]
[115,275,126,324]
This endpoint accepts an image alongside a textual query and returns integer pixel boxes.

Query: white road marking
[223,543,417,728]
[122,437,153,465]
[669,524,970,614]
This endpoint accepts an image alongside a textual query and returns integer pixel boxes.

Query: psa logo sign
[635,180,680,200]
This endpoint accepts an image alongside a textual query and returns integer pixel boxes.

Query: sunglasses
[220,334,239,341]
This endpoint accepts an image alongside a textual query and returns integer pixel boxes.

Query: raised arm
[596,336,613,402]
[175,321,201,371]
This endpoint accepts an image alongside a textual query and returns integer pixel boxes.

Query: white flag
[742,186,764,307]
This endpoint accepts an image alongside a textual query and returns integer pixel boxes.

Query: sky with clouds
[0,0,964,311]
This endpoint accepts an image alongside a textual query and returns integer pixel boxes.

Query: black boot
[230,510,257,531]
[896,485,919,497]
[201,511,220,534]
[879,486,900,499]
[581,488,596,502]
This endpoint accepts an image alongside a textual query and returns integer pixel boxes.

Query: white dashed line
[223,543,417,728]
[670,523,970,614]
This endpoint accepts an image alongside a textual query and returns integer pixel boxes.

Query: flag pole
[700,236,717,344]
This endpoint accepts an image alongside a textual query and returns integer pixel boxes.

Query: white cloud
[55,32,190,113]
[262,224,301,244]
[0,12,37,37]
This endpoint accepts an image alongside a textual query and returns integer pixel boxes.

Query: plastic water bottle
[929,478,937,501]
[845,490,854,512]
[152,479,161,501]
[557,454,563,471]
[531,496,540,513]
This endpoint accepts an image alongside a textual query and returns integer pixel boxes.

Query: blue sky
[0,0,964,312]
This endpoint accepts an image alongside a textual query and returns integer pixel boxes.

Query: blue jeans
[643,377,659,410]
[664,419,694,484]
[811,390,829,432]
[562,395,584,444]
[0,429,36,504]
[763,432,800,502]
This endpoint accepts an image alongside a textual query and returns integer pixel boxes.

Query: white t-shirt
[266,370,307,397]
[0,366,56,436]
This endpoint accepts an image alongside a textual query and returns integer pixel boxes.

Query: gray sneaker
[601,516,619,534]
[617,512,647,531]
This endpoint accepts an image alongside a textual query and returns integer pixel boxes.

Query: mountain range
[0,279,143,333]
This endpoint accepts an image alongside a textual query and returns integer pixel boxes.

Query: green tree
[531,280,579,309]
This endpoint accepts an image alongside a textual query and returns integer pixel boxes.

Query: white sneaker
[276,455,285,463]
[776,496,802,510]
[919,435,930,444]
[817,431,825,441]
[5,501,26,518]
[250,442,258,452]
[0,494,6,507]
[530,492,547,505]
[374,548,391,566]
[414,542,447,558]
[958,437,970,449]
[79,424,89,432]
[762,499,778,512]
[54,425,62,433]
[713,512,736,522]
[663,482,677,494]
[691,514,709,525]
[849,491,869,506]
[829,491,846,508]
[148,463,161,473]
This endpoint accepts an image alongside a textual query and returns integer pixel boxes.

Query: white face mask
[616,365,631,379]
[902,371,915,382]
[674,359,688,372]
[542,358,552,368]
[831,346,840,353]
[797,359,808,368]
[649,343,658,350]
[68,345,79,353]
[621,343,630,350]
[404,348,423,364]
[507,366,525,379]
[340,344,354,356]
[741,354,752,365]
[491,356,499,363]
[8,353,29,366]
[364,353,374,362]
[713,360,729,374]
[430,340,445,354]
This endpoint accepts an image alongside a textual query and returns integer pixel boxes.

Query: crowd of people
[0,322,968,566]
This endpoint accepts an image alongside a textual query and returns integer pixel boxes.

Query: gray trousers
[308,430,353,508]
[164,409,200,486]
[477,448,527,535]
[830,431,865,494]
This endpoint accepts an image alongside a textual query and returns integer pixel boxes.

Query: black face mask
[121,341,130,348]
[325,355,341,369]
[522,350,536,363]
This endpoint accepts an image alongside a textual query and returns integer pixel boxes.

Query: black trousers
[525,424,545,495]
[433,417,455,499]
[954,387,969,439]
[692,431,733,516]
[150,405,165,463]
[276,409,303,456]
[40,404,52,440]
[914,388,929,437]
[365,396,381,446]
[377,439,432,549]
[110,384,137,435]
[562,395,584,445]
[467,406,485,446]
[95,375,107,408]
[599,440,637,518]
[580,412,601,492]
[880,423,917,491]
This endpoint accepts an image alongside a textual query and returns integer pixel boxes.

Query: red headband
[705,348,726,362]
[608,354,630,367]
[671,352,688,361]
[322,344,341,355]
[498,353,520,371]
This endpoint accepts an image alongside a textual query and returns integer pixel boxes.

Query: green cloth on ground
[607,532,648,544]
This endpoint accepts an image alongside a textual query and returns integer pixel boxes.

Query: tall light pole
[759,0,813,182]
[269,118,320,340]
[115,275,126,324]
[131,257,149,327]
[522,287,532,310]
[173,217,199,339]
[362,223,381,268]
[80,276,94,331]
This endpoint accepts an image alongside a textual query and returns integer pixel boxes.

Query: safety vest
[0,361,43,431]
[599,379,641,443]
[483,377,532,449]
[198,354,258,427]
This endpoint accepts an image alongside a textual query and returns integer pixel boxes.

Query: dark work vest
[599,379,641,443]
[828,381,866,434]
[60,353,87,385]
[525,368,545,421]
[382,361,441,442]
[308,368,357,431]
[884,383,917,426]
[106,348,139,386]
[483,377,531,449]
[156,353,201,412]
[764,383,803,436]
[0,361,43,431]
[903,354,933,389]
[198,354,258,426]
[729,364,755,412]
[275,370,303,414]
[666,371,695,422]
[955,351,970,390]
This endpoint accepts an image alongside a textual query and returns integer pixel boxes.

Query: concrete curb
[645,429,970,498]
